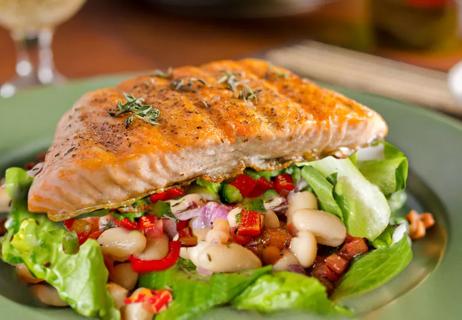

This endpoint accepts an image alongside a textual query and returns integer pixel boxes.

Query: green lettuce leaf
[356,142,408,196]
[232,272,350,316]
[1,167,119,320]
[139,264,271,320]
[300,166,343,220]
[1,167,34,264]
[307,157,390,240]
[333,235,412,300]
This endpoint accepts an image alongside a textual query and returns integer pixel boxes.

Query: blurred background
[0,0,461,112]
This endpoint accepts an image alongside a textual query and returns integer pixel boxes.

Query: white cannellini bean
[0,184,10,212]
[206,218,230,244]
[30,284,68,307]
[263,210,280,229]
[289,231,317,268]
[272,250,300,271]
[288,191,318,212]
[186,242,261,273]
[292,209,346,247]
[227,207,242,228]
[205,229,229,244]
[286,191,318,223]
[135,234,169,261]
[124,303,153,320]
[15,264,42,284]
[191,227,210,241]
[109,263,139,291]
[97,227,146,261]
[107,282,128,309]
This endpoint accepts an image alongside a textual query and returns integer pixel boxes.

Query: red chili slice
[273,173,295,196]
[129,241,181,273]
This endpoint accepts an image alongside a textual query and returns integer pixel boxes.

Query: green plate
[0,75,459,319]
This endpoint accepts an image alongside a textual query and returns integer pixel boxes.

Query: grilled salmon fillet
[28,58,387,221]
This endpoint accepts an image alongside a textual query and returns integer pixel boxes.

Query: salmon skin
[28,58,387,221]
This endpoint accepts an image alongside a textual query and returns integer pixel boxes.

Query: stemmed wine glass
[0,0,86,98]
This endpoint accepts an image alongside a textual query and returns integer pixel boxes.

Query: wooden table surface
[1,0,461,83]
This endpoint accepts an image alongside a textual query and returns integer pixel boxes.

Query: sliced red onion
[188,202,232,229]
[163,218,178,238]
[287,264,306,274]
[174,206,204,221]
[170,194,203,215]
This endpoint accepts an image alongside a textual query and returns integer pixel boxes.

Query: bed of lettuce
[0,142,413,320]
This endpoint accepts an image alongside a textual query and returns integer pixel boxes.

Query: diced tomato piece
[260,228,292,249]
[273,174,295,196]
[248,177,273,197]
[88,230,103,240]
[339,237,369,260]
[149,187,184,203]
[324,254,349,274]
[116,218,138,230]
[176,220,189,232]
[230,174,257,197]
[232,232,253,245]
[237,210,262,237]
[312,263,340,282]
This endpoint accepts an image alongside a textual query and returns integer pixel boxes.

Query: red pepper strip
[248,177,273,197]
[150,187,184,203]
[273,173,295,196]
[237,210,262,237]
[63,219,75,230]
[129,241,181,273]
[116,218,138,230]
[230,174,257,197]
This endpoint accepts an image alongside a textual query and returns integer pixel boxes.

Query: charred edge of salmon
[44,138,383,221]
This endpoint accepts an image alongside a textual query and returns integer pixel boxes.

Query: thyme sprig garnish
[109,93,160,128]
[152,67,173,79]
[218,71,261,104]
[170,77,207,92]
[218,71,240,92]
[238,85,262,103]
